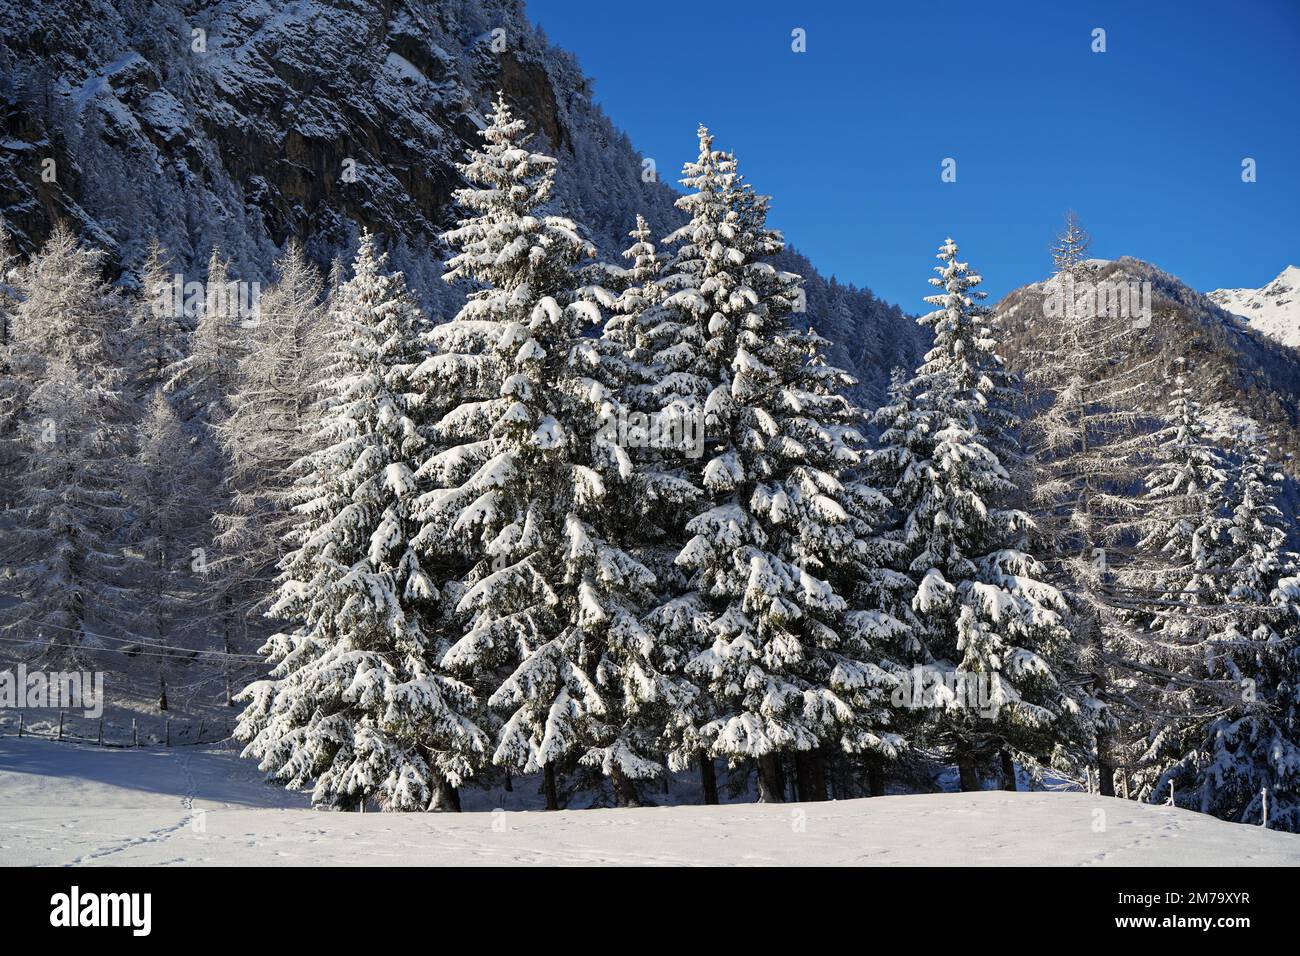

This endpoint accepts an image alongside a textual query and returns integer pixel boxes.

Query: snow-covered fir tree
[575,214,707,803]
[1120,367,1235,801]
[643,128,903,803]
[1125,404,1299,824]
[1176,431,1300,829]
[413,94,662,809]
[237,233,488,811]
[873,238,1088,791]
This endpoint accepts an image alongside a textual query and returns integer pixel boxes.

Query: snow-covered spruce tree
[1171,431,1300,828]
[640,129,760,802]
[414,95,661,809]
[1119,367,1234,802]
[872,239,1087,792]
[215,242,327,640]
[1122,401,1300,822]
[236,233,488,812]
[575,214,707,802]
[0,224,130,664]
[643,127,903,803]
[123,388,207,708]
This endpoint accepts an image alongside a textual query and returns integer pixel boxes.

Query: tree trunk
[1085,594,1117,797]
[1097,753,1116,797]
[794,752,814,802]
[698,751,719,805]
[429,775,462,812]
[610,766,641,808]
[222,593,235,706]
[957,754,980,792]
[157,672,168,712]
[809,752,828,802]
[866,754,886,797]
[543,764,559,811]
[1000,749,1017,791]
[757,754,784,803]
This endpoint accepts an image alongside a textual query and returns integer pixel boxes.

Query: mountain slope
[995,256,1300,474]
[1209,266,1300,350]
[0,0,924,402]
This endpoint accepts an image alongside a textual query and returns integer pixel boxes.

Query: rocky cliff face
[0,0,924,402]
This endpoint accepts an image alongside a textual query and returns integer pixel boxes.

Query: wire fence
[0,710,236,748]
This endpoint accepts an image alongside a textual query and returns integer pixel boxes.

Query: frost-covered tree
[165,246,245,425]
[873,239,1087,791]
[123,388,206,707]
[642,128,903,803]
[1017,214,1159,795]
[0,225,129,663]
[0,216,25,507]
[1052,211,1091,279]
[215,242,326,634]
[0,216,18,349]
[413,95,662,809]
[157,244,248,699]
[237,234,488,811]
[125,239,188,402]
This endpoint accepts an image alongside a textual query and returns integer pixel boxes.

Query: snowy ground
[2,738,1297,866]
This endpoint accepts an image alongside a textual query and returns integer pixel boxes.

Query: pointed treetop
[1051,211,1091,278]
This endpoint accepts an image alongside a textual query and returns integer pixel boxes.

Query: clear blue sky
[526,0,1300,310]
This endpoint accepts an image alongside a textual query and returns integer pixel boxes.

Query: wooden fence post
[197,719,205,744]
[16,712,22,738]
[132,718,138,748]
[57,712,64,742]
[1262,787,1269,828]
[165,719,171,747]
[98,718,104,746]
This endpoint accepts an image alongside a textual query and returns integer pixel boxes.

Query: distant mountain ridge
[0,0,925,404]
[1209,266,1300,351]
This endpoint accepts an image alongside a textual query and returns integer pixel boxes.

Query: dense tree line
[2,99,1296,828]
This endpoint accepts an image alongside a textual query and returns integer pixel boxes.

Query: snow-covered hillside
[2,738,1296,866]
[1209,266,1300,350]
[994,255,1300,472]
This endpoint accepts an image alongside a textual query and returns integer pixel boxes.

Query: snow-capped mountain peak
[1208,265,1300,349]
